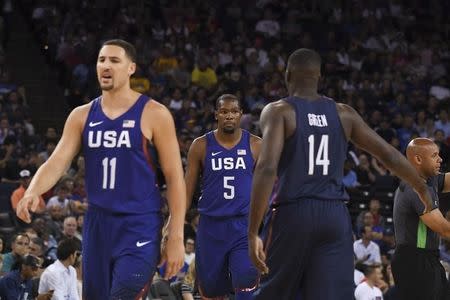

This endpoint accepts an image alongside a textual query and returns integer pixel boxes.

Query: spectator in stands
[38,238,80,300]
[46,184,71,214]
[37,138,57,166]
[358,211,383,242]
[31,218,57,261]
[46,205,64,240]
[61,216,82,245]
[434,129,450,172]
[343,159,358,189]
[435,109,450,138]
[355,153,376,186]
[184,237,195,265]
[379,227,396,261]
[0,254,50,300]
[191,60,217,90]
[10,169,45,213]
[1,232,30,273]
[354,226,382,266]
[181,260,200,300]
[354,266,384,300]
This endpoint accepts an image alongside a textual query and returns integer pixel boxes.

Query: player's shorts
[196,214,258,298]
[253,199,354,300]
[83,204,162,300]
[392,245,450,300]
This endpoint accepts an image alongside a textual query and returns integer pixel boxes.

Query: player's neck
[289,87,320,100]
[366,279,375,288]
[101,87,140,107]
[215,129,242,147]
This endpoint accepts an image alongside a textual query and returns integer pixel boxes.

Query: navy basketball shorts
[196,214,259,298]
[253,199,354,300]
[83,205,162,300]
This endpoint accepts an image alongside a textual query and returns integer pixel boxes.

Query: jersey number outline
[102,157,117,189]
[224,176,235,199]
[308,134,330,175]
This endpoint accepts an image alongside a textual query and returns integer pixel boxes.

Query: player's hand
[415,188,433,214]
[159,236,184,280]
[16,194,40,223]
[248,234,269,275]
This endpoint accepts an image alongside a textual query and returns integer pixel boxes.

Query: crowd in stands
[0,0,447,298]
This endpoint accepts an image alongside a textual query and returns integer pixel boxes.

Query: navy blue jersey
[274,96,348,204]
[81,95,162,214]
[199,130,254,217]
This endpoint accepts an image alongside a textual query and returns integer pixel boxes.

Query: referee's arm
[421,209,450,239]
[442,172,450,193]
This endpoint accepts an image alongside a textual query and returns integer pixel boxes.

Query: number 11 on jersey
[102,157,117,189]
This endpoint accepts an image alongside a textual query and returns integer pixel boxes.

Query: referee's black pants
[392,245,450,300]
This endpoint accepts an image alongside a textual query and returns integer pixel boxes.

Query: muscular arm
[185,137,205,210]
[420,209,450,239]
[340,104,432,211]
[248,103,285,237]
[17,106,86,222]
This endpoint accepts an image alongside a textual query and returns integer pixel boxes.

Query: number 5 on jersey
[308,134,330,175]
[224,176,235,199]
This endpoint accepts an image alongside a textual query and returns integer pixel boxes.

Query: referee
[392,138,450,300]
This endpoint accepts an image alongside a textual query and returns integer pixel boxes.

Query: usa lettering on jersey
[88,130,132,148]
[211,157,246,171]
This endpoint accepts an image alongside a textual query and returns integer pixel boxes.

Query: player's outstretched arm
[248,102,286,274]
[185,137,205,210]
[149,102,185,279]
[339,104,433,213]
[17,106,86,223]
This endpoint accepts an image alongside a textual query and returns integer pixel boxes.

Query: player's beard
[100,83,114,91]
[222,127,235,134]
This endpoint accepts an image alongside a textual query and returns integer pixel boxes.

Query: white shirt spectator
[46,196,70,210]
[354,239,382,265]
[255,19,280,37]
[354,269,365,286]
[430,85,450,100]
[354,281,383,300]
[435,120,450,138]
[39,260,79,300]
[185,252,195,265]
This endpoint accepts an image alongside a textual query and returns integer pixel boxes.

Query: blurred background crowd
[0,0,448,299]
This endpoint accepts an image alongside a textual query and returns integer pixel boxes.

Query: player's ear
[128,62,136,76]
[214,110,218,120]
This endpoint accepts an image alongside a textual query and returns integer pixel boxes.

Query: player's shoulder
[143,98,170,115]
[260,99,294,118]
[248,131,262,143]
[188,133,207,158]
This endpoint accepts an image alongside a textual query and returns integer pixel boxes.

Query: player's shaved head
[286,48,321,77]
[406,138,435,162]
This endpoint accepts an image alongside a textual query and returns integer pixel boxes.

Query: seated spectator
[343,159,358,188]
[1,233,30,273]
[357,211,384,243]
[46,184,71,214]
[61,216,82,245]
[354,226,382,266]
[355,154,376,186]
[0,254,48,300]
[38,239,80,300]
[435,109,450,138]
[184,237,195,265]
[191,60,217,90]
[32,217,58,260]
[10,169,45,213]
[354,266,384,300]
[358,199,386,230]
[434,129,450,172]
[181,260,200,300]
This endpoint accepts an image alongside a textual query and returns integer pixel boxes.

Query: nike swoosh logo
[212,151,222,156]
[136,240,152,247]
[89,121,103,127]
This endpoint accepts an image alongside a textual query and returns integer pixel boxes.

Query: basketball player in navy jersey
[247,48,434,300]
[185,94,261,299]
[16,39,186,299]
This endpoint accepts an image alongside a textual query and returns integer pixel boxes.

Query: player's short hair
[56,238,81,261]
[102,39,137,63]
[215,94,241,110]
[287,48,321,69]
